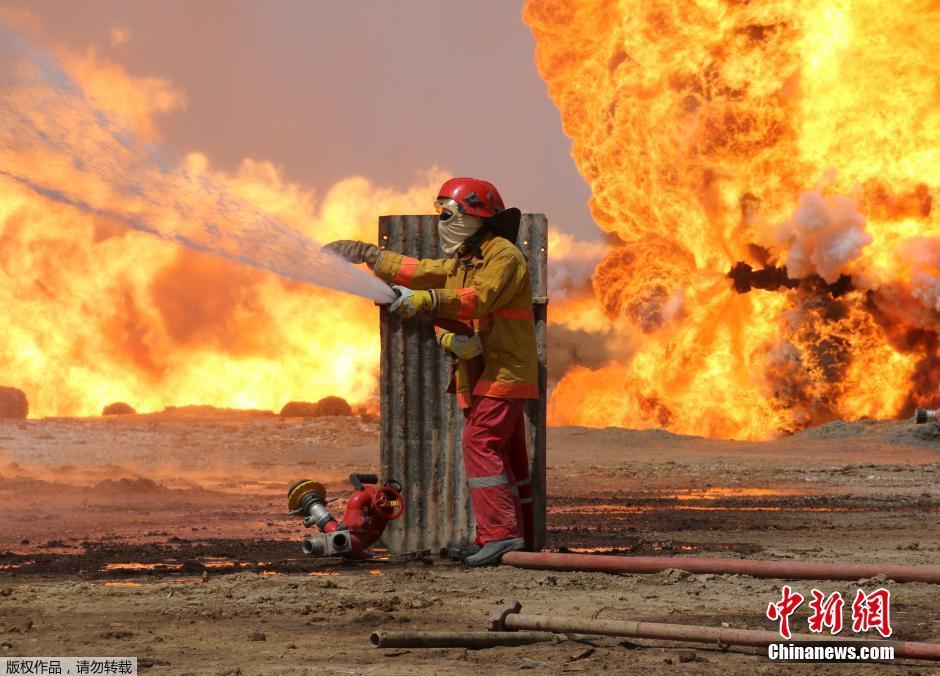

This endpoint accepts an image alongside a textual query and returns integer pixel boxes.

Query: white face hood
[436,198,484,256]
[438,213,484,256]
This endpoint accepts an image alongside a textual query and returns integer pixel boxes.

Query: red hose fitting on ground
[288,474,403,559]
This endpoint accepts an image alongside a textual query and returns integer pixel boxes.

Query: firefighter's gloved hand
[323,240,381,267]
[438,331,482,360]
[389,285,434,317]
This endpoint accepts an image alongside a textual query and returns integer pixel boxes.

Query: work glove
[437,331,483,360]
[388,285,434,317]
[323,240,381,267]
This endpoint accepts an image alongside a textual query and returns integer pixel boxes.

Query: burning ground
[1,411,938,673]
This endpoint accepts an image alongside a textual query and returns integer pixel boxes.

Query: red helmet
[436,177,521,242]
[437,177,506,218]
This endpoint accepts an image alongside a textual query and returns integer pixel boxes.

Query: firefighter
[325,178,538,566]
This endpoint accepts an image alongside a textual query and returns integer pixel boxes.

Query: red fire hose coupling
[287,474,403,560]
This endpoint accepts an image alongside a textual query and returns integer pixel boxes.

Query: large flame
[526,0,940,438]
[0,28,446,417]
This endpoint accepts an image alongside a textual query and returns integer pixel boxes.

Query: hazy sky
[9,0,599,240]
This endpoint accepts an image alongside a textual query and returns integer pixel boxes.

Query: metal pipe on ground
[488,602,940,662]
[501,551,940,584]
[915,408,938,424]
[370,630,561,649]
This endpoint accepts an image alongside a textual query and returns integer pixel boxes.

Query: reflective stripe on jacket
[374,234,539,408]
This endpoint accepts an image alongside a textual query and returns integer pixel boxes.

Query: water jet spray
[0,29,397,305]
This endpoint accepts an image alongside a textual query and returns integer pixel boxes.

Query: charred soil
[0,412,938,674]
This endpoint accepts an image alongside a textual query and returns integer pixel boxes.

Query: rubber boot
[463,537,524,567]
[446,544,481,562]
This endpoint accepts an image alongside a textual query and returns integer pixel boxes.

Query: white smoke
[547,229,607,300]
[773,189,871,283]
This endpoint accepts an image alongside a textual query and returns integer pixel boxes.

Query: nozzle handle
[373,484,405,521]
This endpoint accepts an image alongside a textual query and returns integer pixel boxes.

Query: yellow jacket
[374,234,539,408]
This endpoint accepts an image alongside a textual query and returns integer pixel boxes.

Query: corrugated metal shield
[378,214,547,553]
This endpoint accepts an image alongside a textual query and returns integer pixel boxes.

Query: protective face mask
[436,200,484,256]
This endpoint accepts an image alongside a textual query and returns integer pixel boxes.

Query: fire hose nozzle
[915,408,937,424]
[374,285,401,308]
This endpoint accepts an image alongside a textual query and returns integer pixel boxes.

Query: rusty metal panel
[379,214,548,553]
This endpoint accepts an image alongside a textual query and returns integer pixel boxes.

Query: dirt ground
[0,409,938,674]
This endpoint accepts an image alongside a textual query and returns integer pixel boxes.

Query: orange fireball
[526,0,940,438]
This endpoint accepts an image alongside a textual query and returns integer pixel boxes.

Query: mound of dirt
[102,402,136,416]
[93,477,167,494]
[312,396,353,417]
[280,396,353,418]
[790,417,940,446]
[887,421,940,444]
[280,401,317,417]
[791,419,864,440]
[0,387,28,419]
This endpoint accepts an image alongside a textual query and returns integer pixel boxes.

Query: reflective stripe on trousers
[468,474,509,489]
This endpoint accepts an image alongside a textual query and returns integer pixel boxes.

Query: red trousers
[462,396,533,545]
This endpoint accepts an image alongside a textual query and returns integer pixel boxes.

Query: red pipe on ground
[501,552,940,584]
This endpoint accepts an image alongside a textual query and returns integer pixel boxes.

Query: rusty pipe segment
[501,552,940,584]
[370,630,561,649]
[488,602,940,662]
[915,408,938,424]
